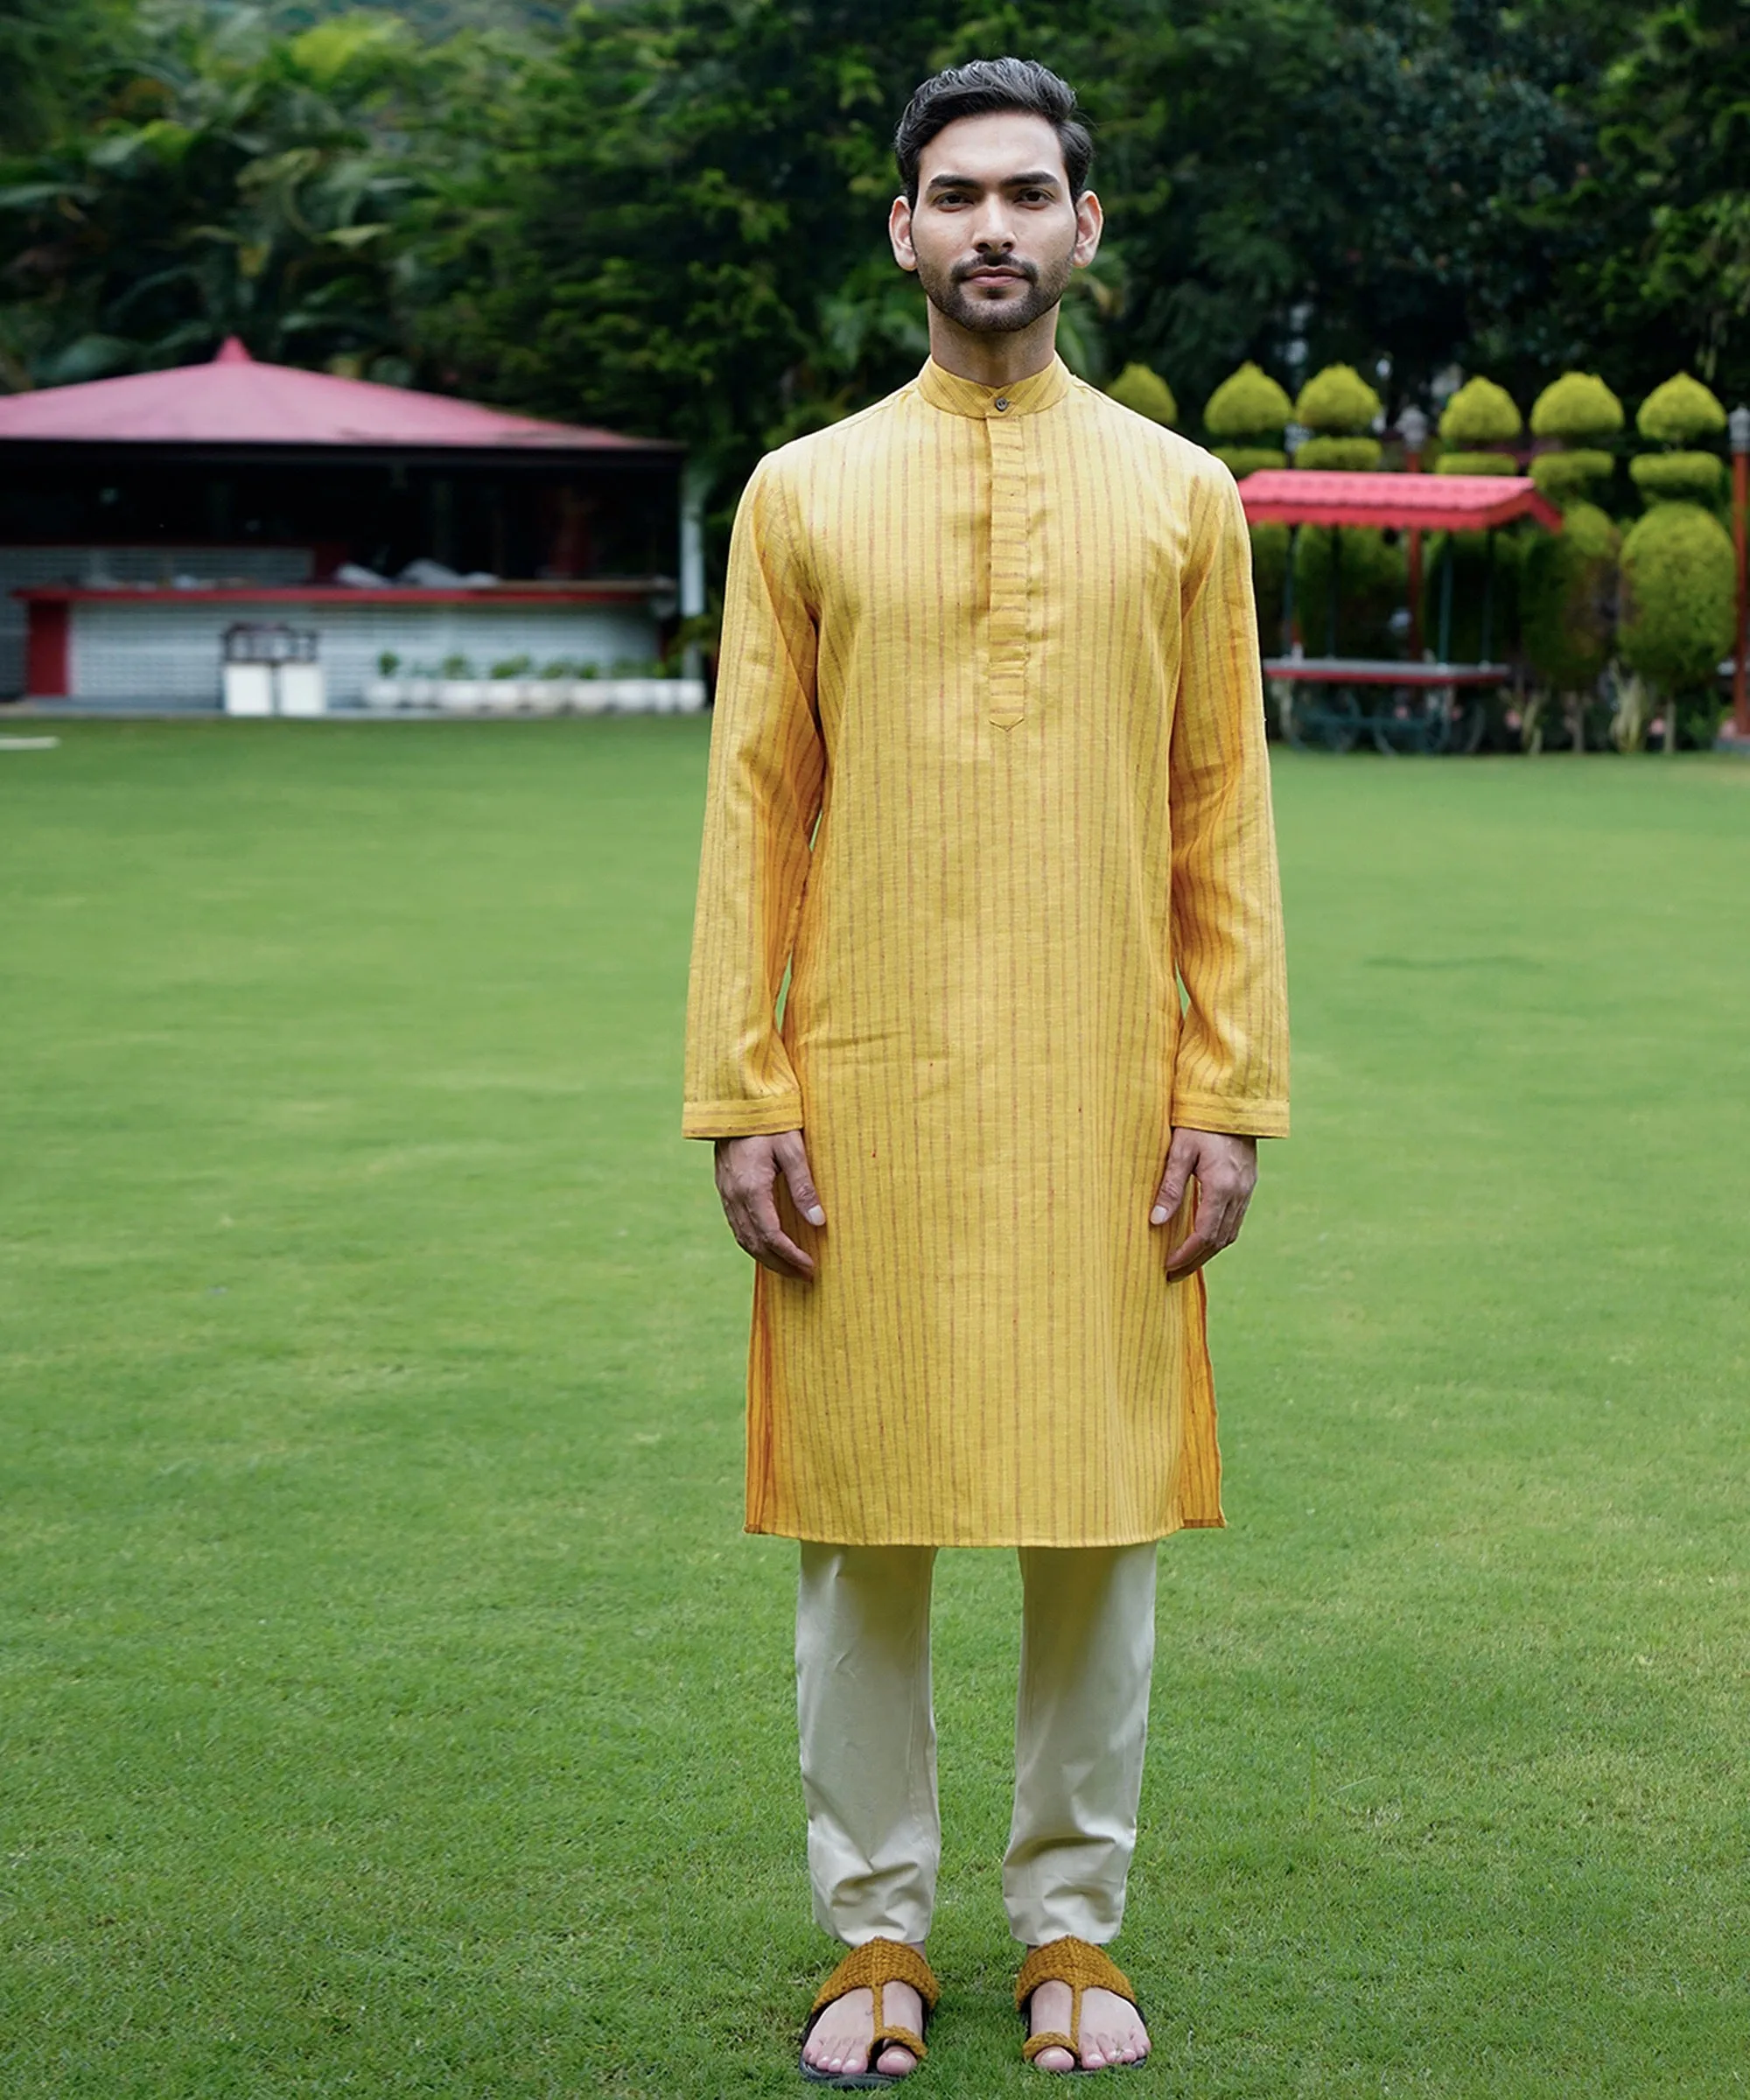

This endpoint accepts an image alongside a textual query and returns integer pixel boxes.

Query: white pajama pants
[795,1542,1158,1949]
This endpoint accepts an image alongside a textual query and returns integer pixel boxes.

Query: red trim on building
[24,598,69,696]
[14,583,667,607]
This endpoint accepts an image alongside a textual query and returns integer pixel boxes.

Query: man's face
[890,110,1101,334]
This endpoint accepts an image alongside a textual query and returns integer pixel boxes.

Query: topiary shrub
[1419,529,1525,662]
[1250,523,1291,648]
[1530,373,1625,445]
[1293,525,1407,657]
[1531,450,1615,502]
[1618,502,1736,720]
[1439,376,1522,448]
[1205,361,1293,442]
[1296,435,1382,471]
[1521,500,1620,747]
[1628,452,1726,505]
[1636,373,1726,447]
[1214,445,1289,478]
[1107,363,1177,426]
[1293,364,1382,434]
[1435,452,1519,476]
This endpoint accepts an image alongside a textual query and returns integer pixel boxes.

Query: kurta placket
[984,395,1031,731]
[684,355,1291,1550]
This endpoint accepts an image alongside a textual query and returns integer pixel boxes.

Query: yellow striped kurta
[684,355,1288,1548]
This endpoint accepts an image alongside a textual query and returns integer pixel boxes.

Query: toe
[874,2044,917,2077]
[1032,2043,1075,2073]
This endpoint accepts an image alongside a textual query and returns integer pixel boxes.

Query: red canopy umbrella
[0,336,662,455]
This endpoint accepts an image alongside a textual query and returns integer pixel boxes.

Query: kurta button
[993,397,1010,413]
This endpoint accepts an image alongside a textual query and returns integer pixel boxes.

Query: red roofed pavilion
[0,337,662,456]
[0,339,696,711]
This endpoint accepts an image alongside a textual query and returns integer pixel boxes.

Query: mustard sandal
[1015,1937,1147,2074]
[800,1936,940,2089]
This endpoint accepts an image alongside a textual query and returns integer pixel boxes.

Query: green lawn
[1,722,1746,2098]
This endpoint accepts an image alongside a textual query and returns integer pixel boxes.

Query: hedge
[1297,435,1382,470]
[1293,364,1381,434]
[1628,452,1725,504]
[1107,363,1178,426]
[1439,375,1522,447]
[1618,501,1736,687]
[1530,373,1624,445]
[1521,500,1620,692]
[1205,361,1292,441]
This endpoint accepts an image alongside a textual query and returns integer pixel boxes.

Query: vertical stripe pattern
[684,357,1289,1548]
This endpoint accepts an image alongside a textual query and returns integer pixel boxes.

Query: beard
[915,245,1076,334]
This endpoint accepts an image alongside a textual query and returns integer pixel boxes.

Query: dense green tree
[413,0,1123,484]
[0,4,514,390]
[1564,0,1750,402]
[1089,0,1639,420]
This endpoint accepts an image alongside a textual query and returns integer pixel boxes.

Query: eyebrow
[925,169,1062,192]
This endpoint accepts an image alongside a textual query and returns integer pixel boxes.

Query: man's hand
[1150,1127,1258,1280]
[714,1130,826,1281]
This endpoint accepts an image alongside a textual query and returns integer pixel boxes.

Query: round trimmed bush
[1293,524,1407,657]
[1618,501,1736,688]
[1419,529,1526,662]
[1628,452,1725,505]
[1205,362,1293,441]
[1531,450,1615,502]
[1107,363,1178,426]
[1521,499,1620,692]
[1530,373,1623,445]
[1636,373,1726,447]
[1435,452,1519,476]
[1438,376,1522,447]
[1293,364,1382,435]
[1214,445,1288,478]
[1250,523,1291,646]
[1297,434,1382,471]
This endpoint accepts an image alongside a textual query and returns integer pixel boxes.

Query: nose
[970,204,1016,254]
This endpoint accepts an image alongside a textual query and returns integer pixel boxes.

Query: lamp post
[1731,404,1749,741]
[1399,404,1429,660]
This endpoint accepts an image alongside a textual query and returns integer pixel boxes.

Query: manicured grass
[1,722,1746,2098]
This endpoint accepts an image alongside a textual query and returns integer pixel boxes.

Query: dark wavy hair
[893,59,1093,206]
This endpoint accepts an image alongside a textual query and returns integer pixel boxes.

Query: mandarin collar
[914,355,1073,420]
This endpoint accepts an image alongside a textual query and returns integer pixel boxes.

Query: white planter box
[223,663,275,716]
[354,676,706,715]
[278,662,326,716]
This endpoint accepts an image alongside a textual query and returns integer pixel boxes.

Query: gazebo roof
[0,338,672,454]
[1237,468,1561,533]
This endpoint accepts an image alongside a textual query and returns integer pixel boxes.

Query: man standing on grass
[684,58,1288,2083]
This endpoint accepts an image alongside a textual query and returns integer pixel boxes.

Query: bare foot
[802,1944,927,2081]
[1028,1978,1150,2073]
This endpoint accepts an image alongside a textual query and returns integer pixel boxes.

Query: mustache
[952,256,1037,284]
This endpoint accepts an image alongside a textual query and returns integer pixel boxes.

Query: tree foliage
[1,0,1745,492]
[0,4,519,391]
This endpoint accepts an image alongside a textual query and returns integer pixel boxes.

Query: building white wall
[62,597,662,710]
[0,545,312,696]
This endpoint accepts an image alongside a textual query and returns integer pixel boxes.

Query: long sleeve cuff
[1169,1090,1291,1140]
[682,1093,806,1141]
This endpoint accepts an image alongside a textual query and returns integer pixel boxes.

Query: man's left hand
[1150,1128,1258,1279]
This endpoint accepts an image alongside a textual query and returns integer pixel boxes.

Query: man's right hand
[713,1130,825,1281]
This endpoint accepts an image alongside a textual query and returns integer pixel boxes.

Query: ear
[1072,188,1103,270]
[889,194,919,274]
